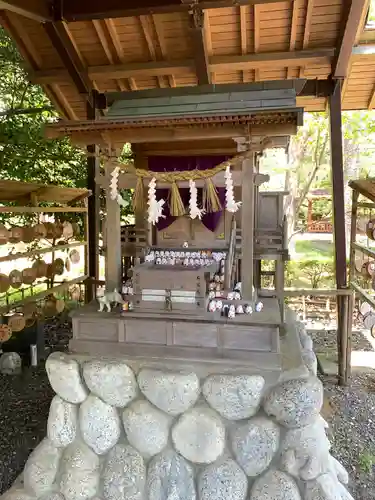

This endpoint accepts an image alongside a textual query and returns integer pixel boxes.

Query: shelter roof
[0,179,90,205]
[349,178,375,203]
[0,0,373,120]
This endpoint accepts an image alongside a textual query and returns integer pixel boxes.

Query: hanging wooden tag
[69,249,80,264]
[9,269,23,289]
[0,274,10,293]
[52,258,65,276]
[22,268,37,285]
[33,223,47,239]
[62,221,74,240]
[9,226,23,244]
[0,324,12,342]
[32,259,48,278]
[366,219,375,239]
[0,224,9,245]
[8,314,26,332]
[55,299,65,313]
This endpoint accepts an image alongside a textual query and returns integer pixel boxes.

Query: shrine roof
[0,0,373,121]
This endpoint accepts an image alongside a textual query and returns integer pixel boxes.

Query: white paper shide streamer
[147,177,165,225]
[224,165,242,213]
[189,179,204,220]
[109,166,128,207]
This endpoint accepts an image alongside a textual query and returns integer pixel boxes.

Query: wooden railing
[121,225,147,257]
[307,221,333,233]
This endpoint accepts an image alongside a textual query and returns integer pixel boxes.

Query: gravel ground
[1,319,375,498]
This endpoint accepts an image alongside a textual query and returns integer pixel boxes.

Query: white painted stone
[147,449,196,500]
[329,455,349,485]
[46,352,88,404]
[122,400,170,458]
[263,377,323,428]
[79,395,121,455]
[0,352,22,375]
[23,439,61,497]
[302,349,318,376]
[138,368,200,415]
[202,374,264,420]
[249,470,301,500]
[304,473,354,500]
[47,395,77,448]
[59,441,100,500]
[83,359,137,408]
[0,489,34,500]
[102,444,146,500]
[281,418,331,480]
[39,493,65,500]
[198,457,247,500]
[172,407,225,464]
[231,417,280,477]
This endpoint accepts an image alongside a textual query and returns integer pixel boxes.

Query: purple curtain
[148,156,229,232]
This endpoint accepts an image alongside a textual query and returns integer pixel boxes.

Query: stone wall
[1,320,354,500]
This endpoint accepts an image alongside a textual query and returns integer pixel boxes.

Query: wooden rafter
[239,5,249,82]
[139,15,165,88]
[104,18,137,91]
[0,0,50,22]
[189,8,210,85]
[333,0,368,79]
[287,0,299,79]
[300,0,314,77]
[52,0,295,22]
[43,22,92,96]
[204,10,214,84]
[0,11,72,119]
[253,4,260,81]
[152,14,176,87]
[32,48,336,84]
[92,19,127,91]
[49,83,79,120]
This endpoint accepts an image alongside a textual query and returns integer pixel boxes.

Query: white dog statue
[97,288,124,312]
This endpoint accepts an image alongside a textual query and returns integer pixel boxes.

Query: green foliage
[298,259,335,289]
[358,451,375,474]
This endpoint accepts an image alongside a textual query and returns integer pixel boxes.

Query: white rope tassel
[224,165,242,213]
[147,177,165,225]
[189,179,204,220]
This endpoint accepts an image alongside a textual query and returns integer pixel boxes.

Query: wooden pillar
[307,198,313,228]
[105,160,122,292]
[328,80,348,385]
[241,154,255,300]
[86,99,100,301]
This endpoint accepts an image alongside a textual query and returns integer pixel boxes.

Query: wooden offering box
[133,262,218,313]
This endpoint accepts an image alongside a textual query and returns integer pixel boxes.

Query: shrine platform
[69,297,282,374]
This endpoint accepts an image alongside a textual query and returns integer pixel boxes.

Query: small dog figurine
[97,288,124,313]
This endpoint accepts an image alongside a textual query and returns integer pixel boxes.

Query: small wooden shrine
[45,88,301,372]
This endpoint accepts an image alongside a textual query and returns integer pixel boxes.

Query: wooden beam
[32,48,334,84]
[189,8,210,85]
[139,15,165,89]
[253,3,260,81]
[52,0,295,22]
[299,0,313,77]
[205,10,214,83]
[239,5,248,83]
[287,0,299,79]
[333,0,368,79]
[368,82,375,109]
[0,0,50,22]
[152,14,176,87]
[328,80,347,289]
[43,22,93,97]
[47,122,298,146]
[241,154,255,300]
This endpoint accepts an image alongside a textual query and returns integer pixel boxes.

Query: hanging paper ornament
[147,178,165,225]
[224,165,242,213]
[189,179,204,220]
[109,166,128,207]
[110,167,120,201]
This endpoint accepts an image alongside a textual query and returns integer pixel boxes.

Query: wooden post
[328,80,348,385]
[86,98,100,301]
[105,160,122,292]
[241,154,254,300]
